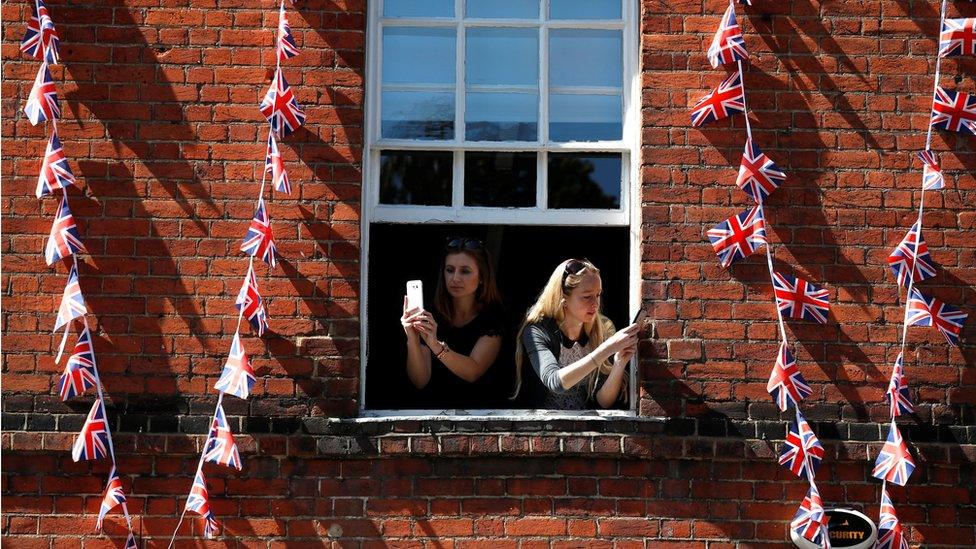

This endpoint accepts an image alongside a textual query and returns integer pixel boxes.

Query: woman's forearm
[405,337,431,388]
[438,351,487,383]
[556,345,615,390]
[595,361,627,408]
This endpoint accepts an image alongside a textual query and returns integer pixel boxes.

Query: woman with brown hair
[400,237,508,408]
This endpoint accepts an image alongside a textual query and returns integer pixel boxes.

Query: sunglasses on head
[445,237,484,252]
[562,258,589,285]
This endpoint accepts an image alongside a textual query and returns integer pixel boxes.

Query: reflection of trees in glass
[466,121,537,142]
[382,95,455,140]
[379,152,452,205]
[464,152,536,207]
[548,154,620,209]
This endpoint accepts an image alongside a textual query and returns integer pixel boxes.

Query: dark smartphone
[632,309,647,325]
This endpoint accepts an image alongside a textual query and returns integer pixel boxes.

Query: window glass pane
[549,93,621,141]
[466,28,538,86]
[464,152,537,207]
[383,27,456,85]
[384,0,454,18]
[379,151,453,205]
[548,153,621,209]
[549,0,621,20]
[549,29,622,88]
[465,92,538,141]
[382,91,455,139]
[466,0,539,19]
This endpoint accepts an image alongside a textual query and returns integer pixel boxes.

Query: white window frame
[359,0,642,418]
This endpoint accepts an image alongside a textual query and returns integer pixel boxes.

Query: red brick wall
[2,0,975,547]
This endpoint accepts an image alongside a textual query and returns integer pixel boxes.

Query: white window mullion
[455,0,466,211]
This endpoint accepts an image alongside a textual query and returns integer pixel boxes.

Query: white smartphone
[406,280,424,311]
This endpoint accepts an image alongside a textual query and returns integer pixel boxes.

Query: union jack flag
[260,69,305,138]
[214,332,255,399]
[690,71,744,128]
[707,4,748,68]
[71,399,110,462]
[886,353,914,419]
[185,471,220,539]
[96,466,126,531]
[124,532,138,549]
[906,287,967,347]
[20,0,60,64]
[930,86,976,136]
[24,62,61,126]
[887,222,938,288]
[57,327,97,401]
[45,197,87,266]
[265,133,291,194]
[779,411,824,480]
[204,404,242,471]
[706,205,766,268]
[736,139,785,203]
[917,150,944,191]
[236,266,269,336]
[791,484,829,547]
[36,130,75,198]
[54,264,88,332]
[872,424,916,486]
[241,198,277,269]
[767,342,811,412]
[277,2,300,60]
[877,488,909,549]
[939,17,976,58]
[772,272,830,323]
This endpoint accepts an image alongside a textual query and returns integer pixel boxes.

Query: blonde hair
[512,259,623,404]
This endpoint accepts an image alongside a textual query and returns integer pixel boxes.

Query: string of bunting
[692,1,833,546]
[871,1,972,547]
[20,1,139,546]
[167,0,304,544]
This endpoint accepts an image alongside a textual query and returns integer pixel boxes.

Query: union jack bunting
[54,264,88,332]
[36,129,75,198]
[872,424,916,486]
[125,532,138,549]
[265,133,291,194]
[277,2,300,60]
[204,404,242,471]
[706,205,766,268]
[71,399,110,462]
[260,69,305,138]
[738,0,752,4]
[236,266,269,336]
[917,150,944,191]
[96,467,126,530]
[690,71,744,128]
[779,411,824,480]
[887,222,938,288]
[767,342,811,412]
[930,86,976,136]
[772,272,830,323]
[877,488,909,549]
[886,353,914,419]
[906,287,968,347]
[939,17,976,58]
[24,62,61,126]
[20,0,60,64]
[707,3,748,68]
[57,327,97,400]
[791,484,829,547]
[735,139,785,203]
[214,332,256,399]
[185,471,220,539]
[241,198,277,269]
[45,197,87,266]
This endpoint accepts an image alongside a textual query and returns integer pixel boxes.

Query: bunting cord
[170,1,284,542]
[41,13,136,542]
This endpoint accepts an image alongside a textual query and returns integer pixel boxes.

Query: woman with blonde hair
[514,259,641,409]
